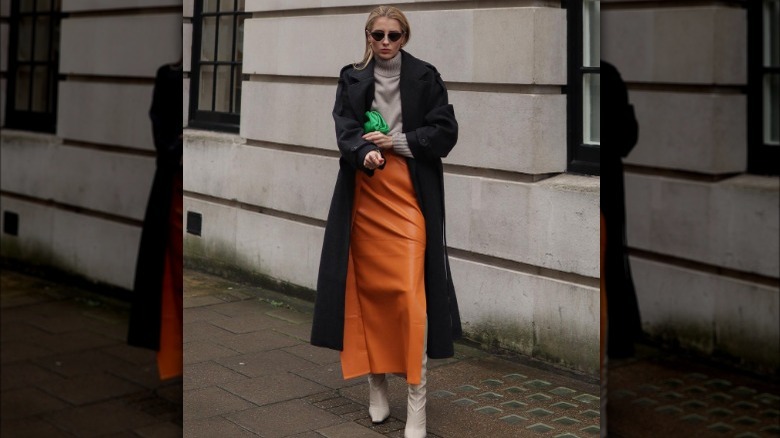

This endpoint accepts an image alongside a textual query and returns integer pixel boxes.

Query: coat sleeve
[332,67,382,175]
[406,70,458,161]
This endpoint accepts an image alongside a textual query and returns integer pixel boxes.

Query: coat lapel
[346,62,375,119]
[400,51,428,129]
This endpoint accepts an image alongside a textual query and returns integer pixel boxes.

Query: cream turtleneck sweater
[371,53,413,158]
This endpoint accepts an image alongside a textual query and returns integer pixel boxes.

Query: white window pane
[214,66,231,112]
[31,66,49,112]
[583,0,600,67]
[220,0,236,12]
[765,0,780,67]
[201,17,216,61]
[217,15,234,62]
[765,74,779,145]
[233,67,243,113]
[583,73,600,145]
[203,0,218,13]
[18,17,33,61]
[19,0,35,12]
[34,16,51,61]
[235,14,245,63]
[198,65,214,111]
[15,65,31,110]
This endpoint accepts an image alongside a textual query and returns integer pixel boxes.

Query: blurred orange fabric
[157,173,183,380]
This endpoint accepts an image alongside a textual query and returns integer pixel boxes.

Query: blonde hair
[354,6,411,70]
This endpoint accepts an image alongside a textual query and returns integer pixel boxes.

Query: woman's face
[367,17,405,61]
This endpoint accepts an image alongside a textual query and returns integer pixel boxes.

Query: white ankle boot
[368,373,390,423]
[405,354,428,438]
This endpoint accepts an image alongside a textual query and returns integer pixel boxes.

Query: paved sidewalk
[607,344,780,438]
[6,265,774,437]
[183,269,601,438]
[0,266,183,437]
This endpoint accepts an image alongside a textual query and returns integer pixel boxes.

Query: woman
[310,6,462,437]
[127,60,183,380]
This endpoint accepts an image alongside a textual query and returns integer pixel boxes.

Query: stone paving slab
[208,311,292,334]
[38,372,145,405]
[214,348,320,378]
[219,372,330,406]
[184,360,251,391]
[184,416,260,438]
[32,349,132,378]
[1,340,54,364]
[226,398,345,437]
[283,343,342,365]
[44,399,161,437]
[1,361,63,391]
[0,267,183,437]
[317,421,387,437]
[213,327,302,354]
[183,319,237,343]
[292,364,368,390]
[1,387,71,419]
[1,416,77,437]
[184,294,224,308]
[183,386,256,420]
[134,421,187,438]
[272,320,316,343]
[184,339,242,365]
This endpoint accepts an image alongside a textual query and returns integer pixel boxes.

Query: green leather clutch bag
[363,111,390,134]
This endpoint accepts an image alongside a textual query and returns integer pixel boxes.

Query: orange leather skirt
[341,151,427,385]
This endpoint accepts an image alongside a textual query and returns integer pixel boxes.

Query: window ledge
[721,174,780,194]
[184,128,246,146]
[538,173,600,194]
[0,129,63,146]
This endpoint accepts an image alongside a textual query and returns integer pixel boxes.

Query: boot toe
[369,406,390,424]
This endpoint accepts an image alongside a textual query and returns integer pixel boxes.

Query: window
[188,0,249,132]
[748,0,779,175]
[567,0,600,175]
[4,0,61,133]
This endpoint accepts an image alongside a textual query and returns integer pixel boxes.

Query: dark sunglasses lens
[369,31,403,42]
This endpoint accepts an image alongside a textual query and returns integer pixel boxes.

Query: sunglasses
[367,30,405,42]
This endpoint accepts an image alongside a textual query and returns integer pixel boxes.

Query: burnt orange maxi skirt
[341,151,427,385]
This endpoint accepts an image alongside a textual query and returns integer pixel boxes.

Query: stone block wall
[0,1,182,289]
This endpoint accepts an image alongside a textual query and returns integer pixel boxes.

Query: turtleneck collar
[373,52,402,78]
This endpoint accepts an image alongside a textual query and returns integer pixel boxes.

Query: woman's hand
[362,131,393,150]
[364,150,385,170]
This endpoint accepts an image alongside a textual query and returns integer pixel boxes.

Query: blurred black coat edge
[601,60,643,357]
[127,63,183,351]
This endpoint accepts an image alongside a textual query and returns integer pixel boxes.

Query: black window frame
[188,0,249,133]
[566,0,600,176]
[4,0,62,133]
[747,0,779,175]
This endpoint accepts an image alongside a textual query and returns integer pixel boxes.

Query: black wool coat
[127,63,183,351]
[310,51,463,359]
